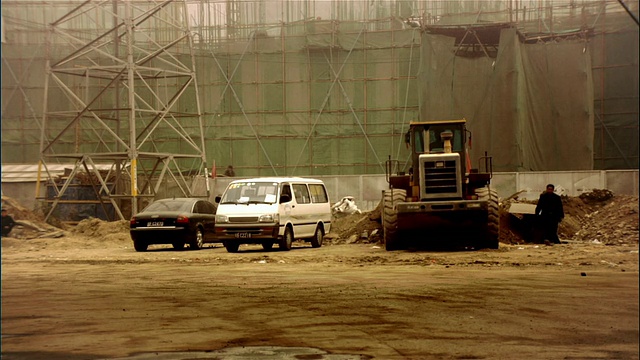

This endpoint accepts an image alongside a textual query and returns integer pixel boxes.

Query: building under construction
[1,0,638,219]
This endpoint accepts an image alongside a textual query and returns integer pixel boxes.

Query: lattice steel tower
[39,0,208,220]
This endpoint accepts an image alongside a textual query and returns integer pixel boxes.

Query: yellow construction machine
[382,119,499,250]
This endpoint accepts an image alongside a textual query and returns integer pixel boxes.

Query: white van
[214,177,332,253]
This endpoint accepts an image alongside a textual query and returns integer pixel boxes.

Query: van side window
[309,184,328,203]
[292,184,311,204]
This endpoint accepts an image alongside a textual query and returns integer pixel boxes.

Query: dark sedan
[129,198,217,252]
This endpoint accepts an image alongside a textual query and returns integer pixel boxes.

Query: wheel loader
[382,119,500,250]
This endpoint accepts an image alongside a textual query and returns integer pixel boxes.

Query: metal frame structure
[37,0,207,221]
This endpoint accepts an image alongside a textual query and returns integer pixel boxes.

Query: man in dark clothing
[535,184,564,244]
[223,165,235,177]
[1,209,16,237]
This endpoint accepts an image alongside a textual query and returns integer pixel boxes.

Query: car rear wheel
[172,241,185,250]
[224,241,239,253]
[133,239,148,252]
[262,241,274,251]
[279,227,293,251]
[190,228,204,250]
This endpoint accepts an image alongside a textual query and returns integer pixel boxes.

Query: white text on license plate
[235,233,251,239]
[147,221,163,227]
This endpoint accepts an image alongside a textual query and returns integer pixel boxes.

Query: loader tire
[383,189,406,251]
[475,186,500,249]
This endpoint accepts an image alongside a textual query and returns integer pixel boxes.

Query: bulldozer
[382,119,500,250]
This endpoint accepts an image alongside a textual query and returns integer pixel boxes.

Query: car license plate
[147,221,163,227]
[235,232,251,239]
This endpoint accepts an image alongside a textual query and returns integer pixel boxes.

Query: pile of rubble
[499,189,638,245]
[570,193,638,245]
[1,195,66,239]
[1,195,129,242]
[328,189,638,246]
[71,218,131,241]
[326,202,383,244]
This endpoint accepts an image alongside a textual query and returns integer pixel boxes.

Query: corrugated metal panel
[1,164,113,183]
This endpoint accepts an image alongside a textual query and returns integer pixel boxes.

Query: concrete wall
[491,170,639,201]
[2,170,638,215]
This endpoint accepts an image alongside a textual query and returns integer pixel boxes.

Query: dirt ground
[1,192,639,360]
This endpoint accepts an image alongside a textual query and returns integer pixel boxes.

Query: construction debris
[331,196,362,217]
[1,195,69,240]
[71,218,131,243]
[327,189,638,246]
[326,201,382,244]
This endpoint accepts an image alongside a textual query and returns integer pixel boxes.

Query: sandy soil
[2,232,639,360]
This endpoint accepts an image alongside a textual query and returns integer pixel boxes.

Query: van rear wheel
[310,226,324,248]
[262,241,274,251]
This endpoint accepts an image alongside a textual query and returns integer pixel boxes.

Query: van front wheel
[279,227,293,251]
[224,241,239,253]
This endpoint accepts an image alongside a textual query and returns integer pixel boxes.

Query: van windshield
[220,182,279,204]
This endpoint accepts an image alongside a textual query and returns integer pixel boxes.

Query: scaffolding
[34,1,207,220]
[1,0,638,218]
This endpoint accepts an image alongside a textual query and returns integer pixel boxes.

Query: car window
[144,200,192,212]
[194,201,204,214]
[205,201,216,214]
[195,201,215,214]
[292,184,311,204]
[309,184,328,203]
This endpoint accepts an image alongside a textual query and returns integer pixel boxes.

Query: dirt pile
[327,202,383,245]
[329,190,638,246]
[71,218,131,243]
[1,195,67,239]
[2,195,48,223]
[0,195,131,243]
[507,190,638,245]
[569,194,638,245]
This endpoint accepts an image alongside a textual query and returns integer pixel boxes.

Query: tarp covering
[1,2,636,174]
[519,36,594,171]
[419,27,594,171]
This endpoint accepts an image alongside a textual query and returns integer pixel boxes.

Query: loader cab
[410,125,464,154]
[406,120,468,174]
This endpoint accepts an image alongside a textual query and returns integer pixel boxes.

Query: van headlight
[216,214,229,223]
[259,214,278,223]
